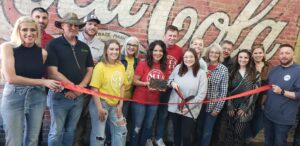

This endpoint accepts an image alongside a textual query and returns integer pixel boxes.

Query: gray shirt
[168,65,208,118]
[78,32,104,62]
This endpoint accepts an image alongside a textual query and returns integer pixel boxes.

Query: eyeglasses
[127,43,138,48]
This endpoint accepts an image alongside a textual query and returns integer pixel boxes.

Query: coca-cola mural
[0,0,299,62]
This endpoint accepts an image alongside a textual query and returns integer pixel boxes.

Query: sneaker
[146,139,153,146]
[156,138,166,146]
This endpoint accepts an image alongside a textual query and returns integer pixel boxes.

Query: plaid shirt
[206,64,229,112]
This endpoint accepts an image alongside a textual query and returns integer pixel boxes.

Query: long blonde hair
[10,16,41,47]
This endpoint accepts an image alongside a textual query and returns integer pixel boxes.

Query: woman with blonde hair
[0,16,61,146]
[190,37,207,72]
[198,43,229,146]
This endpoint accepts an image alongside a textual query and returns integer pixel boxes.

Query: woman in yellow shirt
[89,39,128,146]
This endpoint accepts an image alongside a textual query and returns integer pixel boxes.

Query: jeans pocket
[2,86,15,97]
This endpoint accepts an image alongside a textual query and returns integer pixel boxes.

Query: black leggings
[170,112,195,146]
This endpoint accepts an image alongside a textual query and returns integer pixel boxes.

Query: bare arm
[78,67,93,87]
[133,75,148,87]
[91,87,107,121]
[1,43,60,89]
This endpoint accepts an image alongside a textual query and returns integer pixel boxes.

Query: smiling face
[19,22,38,46]
[152,45,164,62]
[61,23,79,39]
[190,39,204,56]
[107,43,120,63]
[164,30,178,47]
[237,52,250,68]
[126,39,139,57]
[252,47,265,63]
[279,46,294,66]
[84,21,98,37]
[183,51,196,68]
[209,47,221,63]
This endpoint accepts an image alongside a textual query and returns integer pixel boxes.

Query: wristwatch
[280,89,285,96]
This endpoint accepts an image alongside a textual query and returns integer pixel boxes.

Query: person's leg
[210,106,227,146]
[24,87,46,146]
[74,95,91,146]
[170,112,182,146]
[223,113,235,146]
[1,85,25,146]
[200,112,218,146]
[89,99,107,146]
[155,90,171,144]
[181,115,195,146]
[48,91,70,146]
[294,114,300,146]
[130,103,146,146]
[108,103,127,146]
[140,105,158,146]
[233,120,248,146]
[274,122,292,146]
[62,95,84,146]
[196,106,206,145]
[264,115,275,146]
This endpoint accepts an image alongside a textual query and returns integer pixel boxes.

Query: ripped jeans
[1,83,46,146]
[130,103,158,146]
[89,99,127,146]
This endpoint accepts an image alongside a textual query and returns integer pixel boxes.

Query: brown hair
[178,48,200,77]
[165,25,179,34]
[102,39,121,64]
[251,44,266,63]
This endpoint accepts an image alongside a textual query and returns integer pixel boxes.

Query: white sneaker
[155,139,166,146]
[146,139,153,146]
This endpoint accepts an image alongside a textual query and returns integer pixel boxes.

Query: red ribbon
[60,81,272,105]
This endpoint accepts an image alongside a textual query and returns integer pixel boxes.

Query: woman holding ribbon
[130,40,167,146]
[0,16,61,146]
[168,48,207,146]
[245,44,273,142]
[197,43,229,146]
[224,49,260,146]
[88,39,128,146]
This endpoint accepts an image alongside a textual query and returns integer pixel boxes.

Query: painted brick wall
[0,0,299,145]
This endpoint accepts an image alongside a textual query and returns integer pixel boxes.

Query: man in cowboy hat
[46,12,94,146]
[74,11,104,146]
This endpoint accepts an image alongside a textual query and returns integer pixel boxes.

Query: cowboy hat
[55,12,85,29]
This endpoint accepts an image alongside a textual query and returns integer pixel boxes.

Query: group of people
[1,7,300,146]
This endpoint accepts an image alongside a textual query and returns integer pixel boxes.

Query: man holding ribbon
[264,44,300,146]
[46,12,94,146]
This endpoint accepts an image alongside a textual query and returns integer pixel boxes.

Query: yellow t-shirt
[90,61,128,105]
[124,57,135,98]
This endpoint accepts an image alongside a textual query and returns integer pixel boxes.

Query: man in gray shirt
[75,12,104,146]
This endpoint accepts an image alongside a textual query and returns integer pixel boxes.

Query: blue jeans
[1,84,46,146]
[155,90,171,140]
[198,110,218,146]
[264,114,292,146]
[47,91,84,146]
[89,99,127,146]
[294,114,300,146]
[130,103,158,146]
